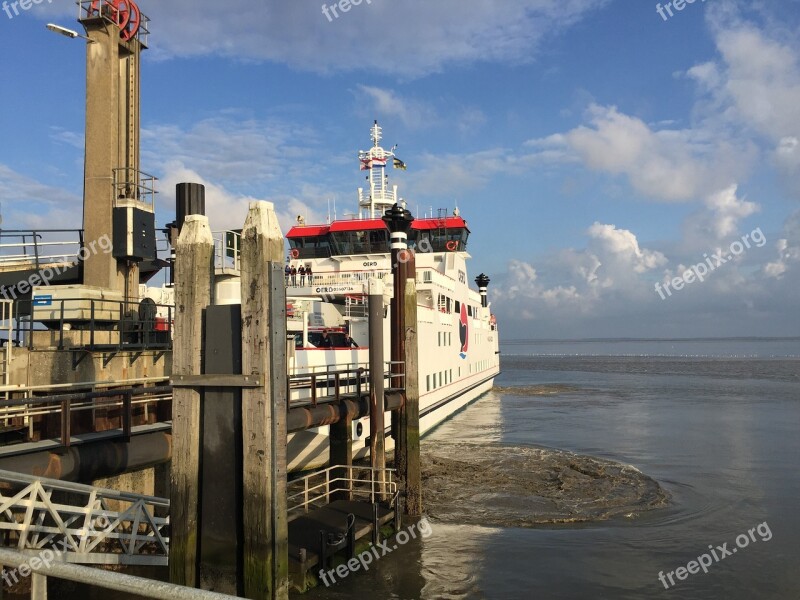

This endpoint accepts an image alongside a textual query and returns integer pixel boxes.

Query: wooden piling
[239,201,289,600]
[170,215,215,587]
[368,278,386,496]
[403,272,422,516]
[392,255,407,474]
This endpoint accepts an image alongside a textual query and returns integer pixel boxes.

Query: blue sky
[1,0,799,338]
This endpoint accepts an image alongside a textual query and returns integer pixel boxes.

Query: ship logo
[459,303,469,359]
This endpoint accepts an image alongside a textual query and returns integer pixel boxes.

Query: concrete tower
[79,2,154,298]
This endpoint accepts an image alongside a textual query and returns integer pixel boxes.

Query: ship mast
[357,120,400,219]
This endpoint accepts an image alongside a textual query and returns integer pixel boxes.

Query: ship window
[423,271,433,283]
[288,236,331,259]
[455,301,460,313]
[329,230,389,255]
[426,375,430,392]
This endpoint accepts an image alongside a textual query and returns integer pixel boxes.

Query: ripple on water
[494,384,585,396]
[422,443,669,528]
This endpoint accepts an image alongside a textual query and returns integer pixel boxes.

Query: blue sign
[32,295,53,307]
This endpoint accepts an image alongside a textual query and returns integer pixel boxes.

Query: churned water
[302,339,800,600]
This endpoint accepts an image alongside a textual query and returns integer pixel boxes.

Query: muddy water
[422,442,668,526]
[302,346,800,600]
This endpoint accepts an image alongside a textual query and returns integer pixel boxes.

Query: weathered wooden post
[382,204,414,477]
[170,215,215,587]
[240,201,289,600]
[367,277,386,498]
[403,262,422,516]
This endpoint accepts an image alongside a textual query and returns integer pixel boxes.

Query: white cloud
[356,86,437,129]
[557,105,752,202]
[493,222,666,325]
[141,116,321,189]
[0,164,81,229]
[680,185,760,250]
[690,11,800,197]
[31,0,611,76]
[764,210,800,279]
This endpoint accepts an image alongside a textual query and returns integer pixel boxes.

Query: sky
[1,0,799,339]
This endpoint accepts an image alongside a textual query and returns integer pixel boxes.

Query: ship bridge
[286,213,470,260]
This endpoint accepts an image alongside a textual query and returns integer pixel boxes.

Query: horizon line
[500,336,800,344]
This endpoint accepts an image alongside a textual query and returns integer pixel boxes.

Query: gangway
[0,468,169,566]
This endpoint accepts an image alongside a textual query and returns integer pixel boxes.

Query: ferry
[283,121,500,471]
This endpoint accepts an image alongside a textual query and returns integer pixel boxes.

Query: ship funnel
[475,273,490,308]
[176,182,206,231]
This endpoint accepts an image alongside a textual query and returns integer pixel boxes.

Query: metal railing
[0,300,12,400]
[0,229,84,271]
[286,465,397,521]
[13,296,173,351]
[213,230,242,273]
[0,548,239,600]
[0,469,169,566]
[287,361,404,406]
[0,383,171,448]
[113,168,157,209]
[78,0,152,48]
[345,295,368,318]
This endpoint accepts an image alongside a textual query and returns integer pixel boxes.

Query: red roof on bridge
[411,217,469,231]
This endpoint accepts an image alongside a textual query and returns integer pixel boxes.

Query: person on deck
[298,265,306,286]
[319,330,332,348]
[305,264,313,286]
[285,263,291,285]
[290,265,297,286]
[344,333,358,348]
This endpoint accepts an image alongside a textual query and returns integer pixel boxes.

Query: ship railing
[287,361,404,407]
[286,465,397,521]
[294,270,392,289]
[358,188,397,206]
[112,168,157,210]
[213,230,242,273]
[0,229,84,271]
[345,294,368,318]
[12,297,173,352]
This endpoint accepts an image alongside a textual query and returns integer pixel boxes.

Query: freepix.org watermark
[318,517,432,586]
[657,521,772,590]
[2,0,53,20]
[656,0,709,22]
[655,227,766,300]
[0,234,113,301]
[321,0,372,22]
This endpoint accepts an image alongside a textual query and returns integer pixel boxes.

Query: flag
[393,157,407,170]
[360,158,371,171]
[371,157,387,168]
